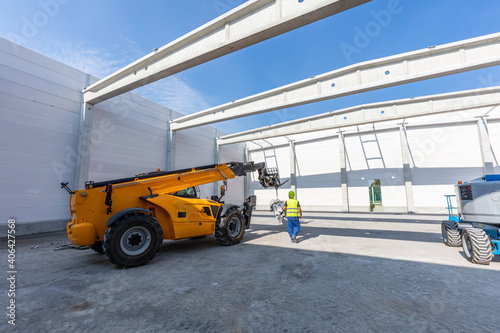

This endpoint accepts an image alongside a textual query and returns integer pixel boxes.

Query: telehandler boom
[62,161,271,268]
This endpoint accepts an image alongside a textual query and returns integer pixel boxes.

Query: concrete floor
[2,212,499,332]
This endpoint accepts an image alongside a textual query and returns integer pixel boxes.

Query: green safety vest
[286,199,299,217]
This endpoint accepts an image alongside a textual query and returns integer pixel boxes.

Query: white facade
[0,38,244,234]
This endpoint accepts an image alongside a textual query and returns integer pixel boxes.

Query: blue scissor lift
[441,175,500,265]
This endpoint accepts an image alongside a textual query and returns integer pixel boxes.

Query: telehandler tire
[215,208,245,246]
[441,220,461,247]
[461,227,493,265]
[103,213,163,268]
[91,241,104,254]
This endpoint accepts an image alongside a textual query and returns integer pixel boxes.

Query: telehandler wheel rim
[120,226,152,256]
[227,216,242,238]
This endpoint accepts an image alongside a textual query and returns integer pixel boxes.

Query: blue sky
[1,0,500,134]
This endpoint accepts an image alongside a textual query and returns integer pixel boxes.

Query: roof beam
[171,32,500,131]
[83,0,371,105]
[216,86,500,145]
[245,116,500,152]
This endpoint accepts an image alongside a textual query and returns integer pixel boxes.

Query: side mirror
[218,180,228,202]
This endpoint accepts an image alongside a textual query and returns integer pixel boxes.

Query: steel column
[73,74,93,190]
[476,116,495,174]
[399,124,415,213]
[289,140,297,196]
[73,102,94,190]
[167,128,176,171]
[338,131,349,211]
[244,147,250,200]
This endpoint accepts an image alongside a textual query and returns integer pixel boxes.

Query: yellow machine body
[67,164,236,246]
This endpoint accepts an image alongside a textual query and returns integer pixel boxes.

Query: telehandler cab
[61,162,273,268]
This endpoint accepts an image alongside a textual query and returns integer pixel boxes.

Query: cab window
[173,187,198,198]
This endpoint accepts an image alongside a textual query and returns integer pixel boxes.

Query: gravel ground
[1,212,499,332]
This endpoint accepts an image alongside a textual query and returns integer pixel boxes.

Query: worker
[282,191,302,243]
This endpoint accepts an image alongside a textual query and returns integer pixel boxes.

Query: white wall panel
[294,138,343,210]
[0,91,80,126]
[88,97,170,182]
[0,79,81,113]
[406,123,483,213]
[0,38,85,226]
[0,51,85,91]
[175,126,216,171]
[0,64,83,101]
[0,38,88,79]
[408,124,482,169]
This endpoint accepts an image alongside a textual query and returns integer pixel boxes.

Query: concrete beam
[217,85,500,145]
[173,32,500,131]
[83,0,370,105]
[246,116,500,153]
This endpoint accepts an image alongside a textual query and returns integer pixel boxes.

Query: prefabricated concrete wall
[295,138,343,211]
[345,129,407,213]
[87,94,171,183]
[0,37,245,235]
[247,112,500,214]
[406,122,488,213]
[0,38,86,233]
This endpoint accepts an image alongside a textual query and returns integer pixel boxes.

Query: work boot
[293,236,298,243]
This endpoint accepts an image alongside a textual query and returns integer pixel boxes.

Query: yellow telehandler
[61,162,277,268]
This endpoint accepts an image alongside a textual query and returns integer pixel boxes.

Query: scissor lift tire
[441,220,461,247]
[461,227,493,265]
